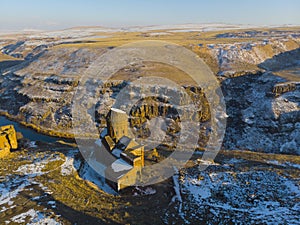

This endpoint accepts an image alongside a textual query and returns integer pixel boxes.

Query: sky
[0,0,300,31]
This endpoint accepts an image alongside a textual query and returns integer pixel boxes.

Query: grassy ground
[110,62,197,86]
[0,53,17,62]
[0,140,299,224]
[51,27,300,76]
[274,68,300,82]
[0,27,299,224]
[55,27,300,49]
[0,142,175,225]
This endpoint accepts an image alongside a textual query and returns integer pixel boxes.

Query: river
[0,116,65,143]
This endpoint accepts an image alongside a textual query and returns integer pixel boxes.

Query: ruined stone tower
[107,108,129,142]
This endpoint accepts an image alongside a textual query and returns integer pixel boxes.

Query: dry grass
[0,52,17,62]
[110,61,198,85]
[51,27,300,76]
[55,26,300,50]
[274,69,300,82]
[219,149,300,165]
[0,146,175,224]
[1,140,299,224]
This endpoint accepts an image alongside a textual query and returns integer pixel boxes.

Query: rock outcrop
[0,28,299,155]
[222,72,300,154]
[0,125,18,157]
[195,38,300,76]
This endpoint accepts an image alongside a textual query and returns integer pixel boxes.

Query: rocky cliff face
[0,29,299,154]
[222,72,300,154]
[112,85,210,148]
[196,35,300,76]
[0,47,105,137]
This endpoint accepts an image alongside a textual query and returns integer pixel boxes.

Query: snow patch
[111,159,133,172]
[10,209,61,224]
[61,156,75,176]
[79,161,116,195]
[28,141,37,148]
[0,178,30,206]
